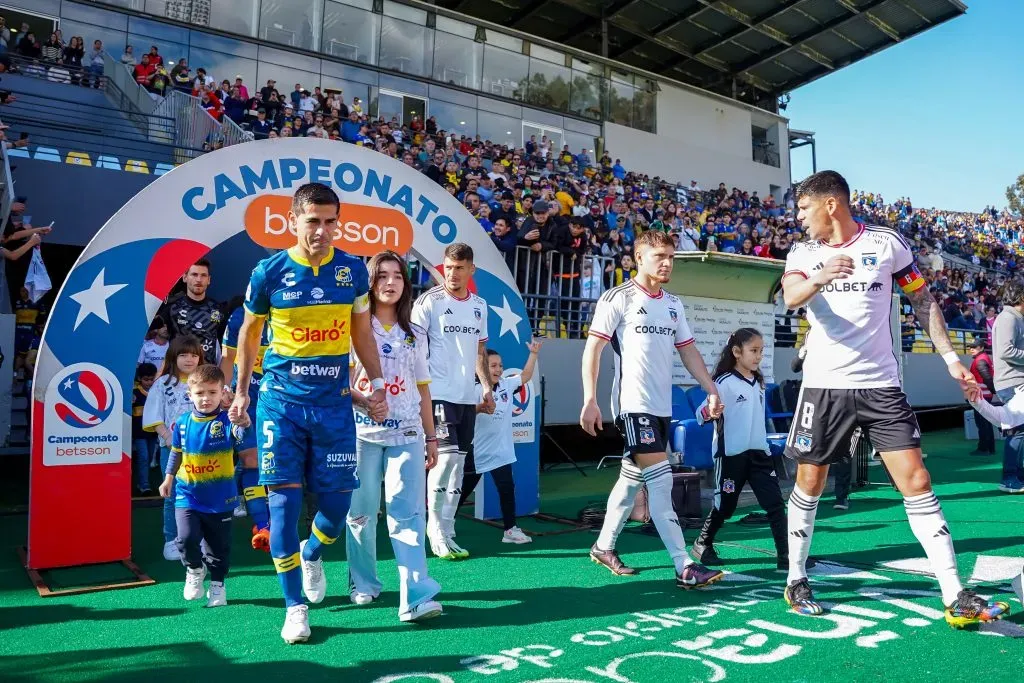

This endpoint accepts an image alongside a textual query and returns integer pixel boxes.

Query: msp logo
[381,343,393,357]
[862,253,878,272]
[44,363,124,466]
[53,368,115,428]
[722,478,736,494]
[335,266,352,285]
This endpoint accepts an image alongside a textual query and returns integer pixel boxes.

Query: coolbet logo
[244,194,414,257]
[43,363,124,466]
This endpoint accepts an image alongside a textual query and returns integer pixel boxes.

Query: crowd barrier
[774,312,985,354]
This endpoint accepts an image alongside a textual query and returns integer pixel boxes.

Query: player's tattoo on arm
[906,285,955,356]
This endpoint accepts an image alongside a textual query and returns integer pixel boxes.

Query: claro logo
[245,195,414,256]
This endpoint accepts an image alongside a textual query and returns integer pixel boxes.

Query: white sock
[904,491,962,606]
[595,460,642,551]
[642,461,692,574]
[441,451,467,533]
[427,447,458,533]
[787,485,819,585]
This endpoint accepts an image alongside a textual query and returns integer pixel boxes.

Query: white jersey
[696,372,769,457]
[784,225,920,389]
[412,285,489,405]
[142,374,192,442]
[589,280,694,418]
[351,318,430,445]
[472,375,523,473]
[137,339,169,368]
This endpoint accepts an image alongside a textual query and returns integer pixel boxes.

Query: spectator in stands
[0,17,9,55]
[968,337,997,456]
[223,86,245,124]
[251,109,271,139]
[16,31,40,59]
[63,36,84,83]
[121,44,136,66]
[194,67,214,89]
[84,39,104,89]
[170,59,192,92]
[41,33,62,62]
[133,54,155,89]
[147,46,163,67]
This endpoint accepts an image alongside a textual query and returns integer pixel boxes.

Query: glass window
[190,30,258,59]
[435,16,476,40]
[61,2,129,31]
[7,0,61,16]
[379,74,427,97]
[607,80,633,127]
[477,111,520,148]
[128,16,189,43]
[322,0,380,66]
[525,57,570,111]
[565,131,597,158]
[633,86,656,133]
[433,31,481,91]
[257,63,319,95]
[486,30,521,52]
[569,70,603,121]
[189,47,258,89]
[128,34,188,67]
[563,116,600,136]
[321,59,378,86]
[379,17,433,77]
[259,0,322,52]
[530,44,564,66]
[522,107,562,129]
[319,77,369,112]
[430,85,475,107]
[259,44,321,72]
[382,0,426,23]
[482,45,527,102]
[477,96,521,118]
[207,0,260,39]
[58,20,127,56]
[429,100,476,139]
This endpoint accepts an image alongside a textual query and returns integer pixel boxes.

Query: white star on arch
[70,268,128,330]
[489,296,524,343]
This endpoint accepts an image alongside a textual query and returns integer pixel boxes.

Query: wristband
[370,377,386,392]
[942,351,959,365]
[425,436,438,443]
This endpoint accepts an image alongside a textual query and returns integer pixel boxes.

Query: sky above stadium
[786,1,1018,213]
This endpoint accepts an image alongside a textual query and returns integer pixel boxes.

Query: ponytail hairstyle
[712,327,765,387]
[159,334,204,387]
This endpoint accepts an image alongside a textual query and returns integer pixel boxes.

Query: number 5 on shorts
[262,420,275,448]
[800,402,814,431]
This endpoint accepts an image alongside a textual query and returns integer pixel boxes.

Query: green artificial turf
[1,430,1021,682]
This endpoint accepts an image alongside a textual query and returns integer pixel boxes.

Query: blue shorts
[256,394,359,493]
[15,327,33,354]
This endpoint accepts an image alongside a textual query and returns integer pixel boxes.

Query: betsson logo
[245,195,414,256]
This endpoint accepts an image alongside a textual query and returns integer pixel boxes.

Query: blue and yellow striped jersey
[222,306,271,408]
[170,411,242,514]
[244,247,369,405]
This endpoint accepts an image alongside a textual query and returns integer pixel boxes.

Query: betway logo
[290,363,342,378]
[292,320,346,343]
[355,412,400,429]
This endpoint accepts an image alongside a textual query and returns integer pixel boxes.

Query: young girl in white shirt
[458,341,541,545]
[143,334,202,561]
[691,327,801,571]
[347,251,442,623]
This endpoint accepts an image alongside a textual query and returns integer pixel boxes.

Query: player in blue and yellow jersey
[159,365,249,609]
[229,182,389,644]
[221,303,272,552]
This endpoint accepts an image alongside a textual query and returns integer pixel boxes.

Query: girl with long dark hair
[346,250,443,623]
[690,328,800,572]
[142,334,202,561]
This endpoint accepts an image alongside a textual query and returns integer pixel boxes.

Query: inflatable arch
[28,138,538,570]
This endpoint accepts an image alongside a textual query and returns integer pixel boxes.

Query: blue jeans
[85,64,103,85]
[133,437,156,491]
[159,445,178,542]
[995,387,1024,482]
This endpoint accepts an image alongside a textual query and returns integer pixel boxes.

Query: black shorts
[432,400,476,455]
[615,413,671,459]
[785,387,920,465]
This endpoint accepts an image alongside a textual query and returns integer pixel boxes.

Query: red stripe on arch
[145,239,210,300]
[76,370,108,411]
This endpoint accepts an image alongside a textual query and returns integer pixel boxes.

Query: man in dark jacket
[969,337,997,455]
[489,217,518,271]
[515,200,567,327]
[557,216,589,337]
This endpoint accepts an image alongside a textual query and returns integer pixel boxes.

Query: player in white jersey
[347,251,442,623]
[781,170,1008,628]
[581,230,726,589]
[412,242,494,560]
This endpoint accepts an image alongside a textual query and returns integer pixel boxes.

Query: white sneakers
[163,541,181,561]
[206,581,227,608]
[233,502,248,518]
[183,566,206,600]
[350,591,377,605]
[299,539,327,604]
[281,604,311,644]
[399,600,443,623]
[502,526,532,544]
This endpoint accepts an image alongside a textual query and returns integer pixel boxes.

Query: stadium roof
[437,0,967,104]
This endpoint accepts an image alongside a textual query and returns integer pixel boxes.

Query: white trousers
[345,438,441,613]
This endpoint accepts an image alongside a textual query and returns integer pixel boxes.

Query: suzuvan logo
[244,195,414,256]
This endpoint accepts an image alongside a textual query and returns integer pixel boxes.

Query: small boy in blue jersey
[159,365,250,608]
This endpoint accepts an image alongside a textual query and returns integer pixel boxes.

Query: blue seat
[685,385,707,413]
[671,385,689,412]
[670,418,714,470]
[765,382,793,431]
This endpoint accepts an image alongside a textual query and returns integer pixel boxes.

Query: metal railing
[221,116,253,147]
[775,313,986,355]
[151,90,222,163]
